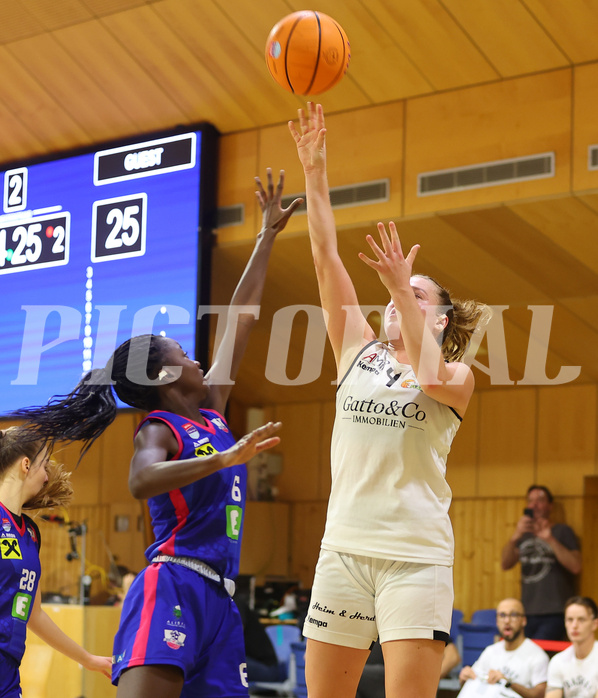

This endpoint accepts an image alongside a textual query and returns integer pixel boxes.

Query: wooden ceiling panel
[53,20,186,134]
[81,0,157,15]
[102,6,255,131]
[561,296,598,333]
[0,1,46,44]
[7,33,133,144]
[360,0,498,89]
[441,207,598,299]
[442,0,568,76]
[509,198,598,275]
[522,0,598,63]
[0,45,90,154]
[0,101,46,164]
[285,0,434,101]
[153,0,308,126]
[25,0,93,30]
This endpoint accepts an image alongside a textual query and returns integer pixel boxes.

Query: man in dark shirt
[501,485,581,640]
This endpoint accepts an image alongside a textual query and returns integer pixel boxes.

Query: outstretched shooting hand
[288,102,327,174]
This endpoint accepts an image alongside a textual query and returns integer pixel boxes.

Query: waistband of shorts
[151,555,235,597]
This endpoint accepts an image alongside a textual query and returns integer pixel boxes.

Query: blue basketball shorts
[0,651,21,698]
[112,562,249,697]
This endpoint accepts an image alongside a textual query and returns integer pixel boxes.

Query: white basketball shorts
[303,549,453,649]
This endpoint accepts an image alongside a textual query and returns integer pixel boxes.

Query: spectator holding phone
[501,485,581,640]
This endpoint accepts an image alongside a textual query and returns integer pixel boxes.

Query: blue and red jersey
[0,503,41,665]
[139,409,246,580]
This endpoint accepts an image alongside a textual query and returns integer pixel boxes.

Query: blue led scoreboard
[0,126,218,413]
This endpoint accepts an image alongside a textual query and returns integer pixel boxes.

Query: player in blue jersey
[0,426,111,698]
[8,169,302,698]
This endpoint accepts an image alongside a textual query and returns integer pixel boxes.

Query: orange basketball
[265,11,350,95]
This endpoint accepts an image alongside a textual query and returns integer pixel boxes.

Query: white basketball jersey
[321,341,460,565]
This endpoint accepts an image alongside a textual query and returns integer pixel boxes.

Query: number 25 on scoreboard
[91,193,147,262]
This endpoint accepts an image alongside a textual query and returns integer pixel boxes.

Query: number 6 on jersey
[91,193,147,262]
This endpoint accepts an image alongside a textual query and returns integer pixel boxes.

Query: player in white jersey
[547,597,598,698]
[289,103,489,698]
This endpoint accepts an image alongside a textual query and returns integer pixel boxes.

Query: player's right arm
[128,420,281,499]
[545,689,563,698]
[289,102,375,374]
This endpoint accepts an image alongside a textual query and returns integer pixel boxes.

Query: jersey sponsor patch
[401,377,423,392]
[1,537,22,559]
[164,628,186,649]
[12,592,32,620]
[2,517,11,532]
[226,505,243,540]
[182,423,200,439]
[27,525,38,543]
[211,417,229,433]
[194,442,219,458]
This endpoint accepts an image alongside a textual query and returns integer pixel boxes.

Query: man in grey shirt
[501,485,581,640]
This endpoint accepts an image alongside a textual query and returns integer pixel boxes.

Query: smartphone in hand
[523,507,534,518]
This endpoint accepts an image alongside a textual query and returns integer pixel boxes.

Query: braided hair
[415,275,491,363]
[6,334,169,457]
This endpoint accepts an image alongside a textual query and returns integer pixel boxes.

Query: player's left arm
[204,169,302,414]
[28,589,112,676]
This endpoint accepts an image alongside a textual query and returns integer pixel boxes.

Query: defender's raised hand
[255,168,303,234]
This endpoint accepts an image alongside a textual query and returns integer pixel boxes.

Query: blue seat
[459,609,498,668]
[439,608,465,691]
[249,624,302,696]
[450,608,464,644]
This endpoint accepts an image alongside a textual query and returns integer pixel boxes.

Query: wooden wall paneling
[442,0,567,77]
[318,401,334,500]
[536,384,597,495]
[359,0,498,90]
[37,503,112,600]
[99,412,137,504]
[216,131,260,244]
[239,501,290,578]
[477,388,537,496]
[289,501,328,588]
[59,438,102,506]
[272,402,323,501]
[83,606,120,698]
[582,476,598,598]
[23,605,84,698]
[446,392,479,498]
[404,70,572,215]
[257,103,405,235]
[572,64,598,192]
[107,501,146,575]
[452,497,522,620]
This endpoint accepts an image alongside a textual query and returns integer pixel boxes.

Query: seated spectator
[355,637,461,698]
[458,598,548,697]
[546,596,598,698]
